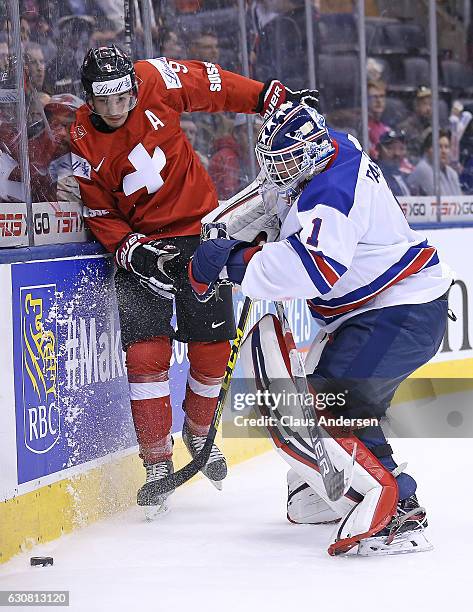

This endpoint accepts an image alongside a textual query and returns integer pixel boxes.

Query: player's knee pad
[185,341,230,430]
[187,340,231,381]
[126,336,172,400]
[126,336,172,377]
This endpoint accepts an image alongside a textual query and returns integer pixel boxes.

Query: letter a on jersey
[123,143,166,196]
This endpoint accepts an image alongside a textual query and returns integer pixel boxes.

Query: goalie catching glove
[255,79,320,119]
[115,233,180,299]
[189,238,261,301]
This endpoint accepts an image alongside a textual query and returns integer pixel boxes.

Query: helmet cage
[255,104,335,193]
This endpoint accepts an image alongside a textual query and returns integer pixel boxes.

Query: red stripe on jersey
[311,247,436,317]
[310,252,340,286]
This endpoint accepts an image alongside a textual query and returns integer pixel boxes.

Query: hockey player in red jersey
[70,45,319,517]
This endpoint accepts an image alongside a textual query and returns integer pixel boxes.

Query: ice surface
[1,439,472,612]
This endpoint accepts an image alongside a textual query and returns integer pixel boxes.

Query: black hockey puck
[30,556,54,567]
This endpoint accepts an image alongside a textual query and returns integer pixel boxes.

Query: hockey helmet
[255,102,335,196]
[81,45,138,117]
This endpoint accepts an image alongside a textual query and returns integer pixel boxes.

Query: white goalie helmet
[255,102,335,196]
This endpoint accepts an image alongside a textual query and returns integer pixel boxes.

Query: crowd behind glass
[1,0,473,210]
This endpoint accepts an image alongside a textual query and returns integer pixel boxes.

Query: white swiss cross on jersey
[122,143,166,196]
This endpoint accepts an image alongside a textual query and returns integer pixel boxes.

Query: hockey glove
[255,79,320,119]
[115,233,180,300]
[189,238,261,301]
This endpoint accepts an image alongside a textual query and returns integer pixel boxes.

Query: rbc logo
[26,404,60,452]
[21,286,61,454]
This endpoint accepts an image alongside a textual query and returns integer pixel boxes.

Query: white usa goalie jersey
[241,129,452,331]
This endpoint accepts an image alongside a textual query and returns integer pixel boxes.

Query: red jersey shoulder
[135,58,183,95]
[70,105,92,152]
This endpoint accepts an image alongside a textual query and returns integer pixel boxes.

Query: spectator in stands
[20,15,31,43]
[27,13,57,65]
[368,79,390,159]
[24,42,50,132]
[186,28,219,64]
[0,34,9,72]
[408,128,462,196]
[28,93,83,202]
[448,100,473,174]
[377,129,411,196]
[208,117,241,200]
[399,86,432,164]
[184,29,226,157]
[158,27,185,59]
[180,113,208,169]
[251,0,315,91]
[367,57,384,83]
[93,0,126,34]
[209,114,262,200]
[459,104,473,194]
[24,42,47,93]
[48,15,95,95]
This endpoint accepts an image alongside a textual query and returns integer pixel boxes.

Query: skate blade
[144,501,170,521]
[357,530,433,556]
[208,478,223,491]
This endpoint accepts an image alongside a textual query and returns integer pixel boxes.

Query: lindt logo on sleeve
[92,74,132,96]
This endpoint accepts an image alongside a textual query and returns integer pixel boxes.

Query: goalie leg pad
[287,469,342,524]
[239,314,399,555]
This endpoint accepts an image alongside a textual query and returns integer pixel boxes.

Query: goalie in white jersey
[189,102,452,555]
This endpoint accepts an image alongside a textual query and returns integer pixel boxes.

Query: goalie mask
[255,102,335,196]
[81,45,138,118]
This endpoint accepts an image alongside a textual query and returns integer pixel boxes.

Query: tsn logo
[0,213,24,237]
[204,62,222,92]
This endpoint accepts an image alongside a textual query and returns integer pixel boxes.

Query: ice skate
[357,494,433,556]
[287,469,341,524]
[137,460,174,520]
[182,421,227,490]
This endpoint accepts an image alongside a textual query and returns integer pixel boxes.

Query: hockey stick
[153,296,253,495]
[274,301,354,501]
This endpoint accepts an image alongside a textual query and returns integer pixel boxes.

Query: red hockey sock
[184,341,230,435]
[126,337,173,463]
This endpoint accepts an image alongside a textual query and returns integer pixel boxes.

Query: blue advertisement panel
[12,256,135,485]
[11,255,316,486]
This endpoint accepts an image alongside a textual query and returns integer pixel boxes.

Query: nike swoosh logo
[93,157,105,173]
[212,321,225,329]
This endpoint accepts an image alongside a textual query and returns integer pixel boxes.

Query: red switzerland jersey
[70,58,263,252]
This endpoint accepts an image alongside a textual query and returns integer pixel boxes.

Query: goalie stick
[150,296,253,495]
[273,301,355,501]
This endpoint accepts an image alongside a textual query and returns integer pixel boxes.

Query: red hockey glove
[255,79,320,119]
[115,233,180,300]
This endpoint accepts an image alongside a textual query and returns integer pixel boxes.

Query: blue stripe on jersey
[286,235,333,294]
[307,240,439,321]
[297,130,362,217]
[311,251,348,277]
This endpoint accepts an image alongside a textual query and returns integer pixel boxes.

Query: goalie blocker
[239,314,432,556]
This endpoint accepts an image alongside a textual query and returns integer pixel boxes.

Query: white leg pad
[287,469,342,524]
